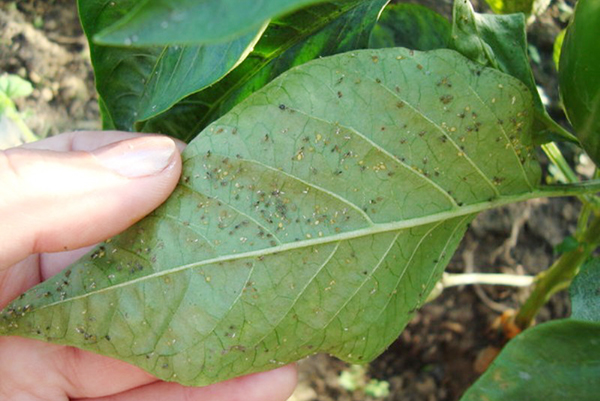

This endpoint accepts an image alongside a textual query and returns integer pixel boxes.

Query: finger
[39,245,95,280]
[21,130,186,153]
[31,131,186,279]
[71,365,298,401]
[0,134,182,268]
[0,337,156,400]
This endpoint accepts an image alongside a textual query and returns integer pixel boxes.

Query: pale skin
[0,131,297,401]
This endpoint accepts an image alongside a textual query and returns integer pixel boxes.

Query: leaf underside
[0,48,540,386]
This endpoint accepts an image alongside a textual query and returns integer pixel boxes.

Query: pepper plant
[1,0,599,399]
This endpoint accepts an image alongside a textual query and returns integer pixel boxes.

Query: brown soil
[0,1,580,400]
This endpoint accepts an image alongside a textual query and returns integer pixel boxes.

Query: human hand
[0,131,297,400]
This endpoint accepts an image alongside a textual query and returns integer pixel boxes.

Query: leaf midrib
[33,190,543,312]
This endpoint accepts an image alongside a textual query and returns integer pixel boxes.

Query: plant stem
[514,215,600,329]
[426,272,534,303]
[442,272,534,287]
[541,142,600,209]
[542,142,578,182]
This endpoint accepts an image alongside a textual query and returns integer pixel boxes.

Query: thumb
[0,134,182,268]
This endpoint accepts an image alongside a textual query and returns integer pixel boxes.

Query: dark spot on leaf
[440,94,454,104]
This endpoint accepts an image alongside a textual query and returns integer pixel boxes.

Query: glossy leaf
[570,258,600,322]
[460,319,600,401]
[0,48,541,386]
[139,0,389,142]
[451,0,574,144]
[559,0,600,165]
[78,0,263,132]
[95,0,329,46]
[368,3,451,51]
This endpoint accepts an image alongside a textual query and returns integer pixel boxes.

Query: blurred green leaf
[78,0,263,132]
[139,0,389,142]
[0,74,33,100]
[559,0,600,164]
[368,3,451,51]
[570,258,600,322]
[483,0,550,15]
[461,254,600,400]
[95,0,328,46]
[450,0,576,144]
[553,28,566,71]
[554,235,579,255]
[460,319,600,401]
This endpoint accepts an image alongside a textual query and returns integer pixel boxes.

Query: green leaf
[570,258,600,322]
[482,0,533,14]
[553,28,566,71]
[460,319,600,401]
[139,0,389,142]
[450,0,576,144]
[78,0,264,132]
[95,0,329,46]
[554,235,579,255]
[0,48,541,386]
[0,74,33,100]
[482,0,551,15]
[559,0,600,165]
[368,3,451,51]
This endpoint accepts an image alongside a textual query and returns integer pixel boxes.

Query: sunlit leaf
[0,48,541,386]
[0,74,33,100]
[483,0,550,15]
[553,28,566,71]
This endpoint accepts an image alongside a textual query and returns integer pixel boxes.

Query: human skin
[0,131,297,401]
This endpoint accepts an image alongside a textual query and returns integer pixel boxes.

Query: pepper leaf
[369,3,451,51]
[0,48,541,386]
[94,0,329,46]
[460,319,600,401]
[138,0,389,142]
[450,0,576,144]
[78,0,264,132]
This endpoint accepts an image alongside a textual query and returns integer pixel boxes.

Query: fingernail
[93,136,177,178]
